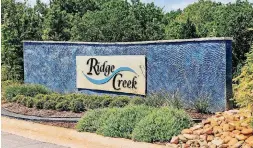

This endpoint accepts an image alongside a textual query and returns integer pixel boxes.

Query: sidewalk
[2,117,166,148]
[2,132,67,148]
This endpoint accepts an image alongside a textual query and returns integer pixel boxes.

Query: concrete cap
[23,37,233,45]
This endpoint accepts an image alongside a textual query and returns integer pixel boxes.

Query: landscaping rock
[170,136,179,144]
[183,134,198,140]
[245,136,253,146]
[232,141,244,148]
[168,109,253,148]
[166,143,178,148]
[228,138,238,146]
[241,128,253,135]
[211,138,223,146]
[178,135,187,142]
[181,129,193,134]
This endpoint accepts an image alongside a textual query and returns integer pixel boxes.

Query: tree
[164,0,253,76]
[233,43,253,108]
[1,0,46,80]
[42,3,72,41]
[71,0,165,42]
[179,18,198,39]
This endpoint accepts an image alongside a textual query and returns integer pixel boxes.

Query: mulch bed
[2,102,84,118]
[186,109,213,119]
[2,102,213,119]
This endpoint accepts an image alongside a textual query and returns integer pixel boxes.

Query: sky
[18,0,253,12]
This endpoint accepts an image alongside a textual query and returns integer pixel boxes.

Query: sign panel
[76,56,146,95]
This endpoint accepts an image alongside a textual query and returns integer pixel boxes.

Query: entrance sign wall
[23,38,232,112]
[76,56,146,95]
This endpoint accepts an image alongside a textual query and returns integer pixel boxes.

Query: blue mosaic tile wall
[23,39,232,112]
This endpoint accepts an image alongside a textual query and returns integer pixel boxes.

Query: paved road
[1,132,68,148]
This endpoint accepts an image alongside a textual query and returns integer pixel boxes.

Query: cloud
[167,0,196,11]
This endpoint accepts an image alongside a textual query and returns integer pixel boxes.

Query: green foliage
[1,0,253,80]
[144,92,168,107]
[34,94,46,109]
[132,107,192,142]
[109,96,130,108]
[97,105,153,138]
[100,97,114,108]
[83,96,103,109]
[13,95,25,103]
[193,97,210,113]
[25,97,34,108]
[233,43,253,108]
[70,99,85,113]
[4,83,136,112]
[165,0,253,74]
[1,0,45,81]
[130,97,145,105]
[43,100,57,110]
[76,108,111,132]
[34,99,45,109]
[95,107,119,134]
[71,0,165,42]
[77,106,192,143]
[55,100,70,111]
[142,91,184,109]
[4,84,51,101]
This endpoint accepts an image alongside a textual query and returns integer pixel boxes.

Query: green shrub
[66,93,84,101]
[56,100,70,111]
[132,107,192,143]
[166,91,184,109]
[20,96,29,106]
[233,45,253,108]
[1,80,20,91]
[13,95,25,103]
[96,108,119,134]
[98,105,153,139]
[76,108,110,132]
[109,96,130,108]
[4,84,51,101]
[130,97,145,105]
[100,97,114,108]
[143,91,184,109]
[34,94,45,100]
[144,92,168,107]
[70,99,85,113]
[34,99,45,109]
[25,97,34,108]
[50,93,64,102]
[193,97,210,113]
[43,100,57,110]
[83,95,104,109]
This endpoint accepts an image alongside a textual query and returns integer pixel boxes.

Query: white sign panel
[76,56,146,95]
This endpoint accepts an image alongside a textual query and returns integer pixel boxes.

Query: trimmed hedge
[4,84,52,101]
[130,97,145,105]
[98,105,153,138]
[76,106,192,143]
[76,108,118,132]
[132,107,192,142]
[109,96,130,108]
[4,84,148,112]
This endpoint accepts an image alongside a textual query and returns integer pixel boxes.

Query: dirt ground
[2,102,84,118]
[2,102,213,119]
